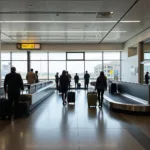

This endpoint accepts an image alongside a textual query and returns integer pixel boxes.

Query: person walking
[145,72,149,84]
[60,70,69,105]
[95,71,107,108]
[84,71,90,90]
[4,67,24,120]
[74,73,79,89]
[55,72,59,90]
[35,71,39,83]
[26,69,36,84]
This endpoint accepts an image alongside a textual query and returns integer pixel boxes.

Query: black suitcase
[0,98,9,119]
[77,83,81,89]
[16,102,30,117]
[67,92,75,103]
[109,83,117,94]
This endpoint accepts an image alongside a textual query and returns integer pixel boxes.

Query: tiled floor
[0,90,150,150]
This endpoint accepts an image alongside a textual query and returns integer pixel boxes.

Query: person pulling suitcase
[4,67,24,120]
[95,71,107,108]
[60,70,69,105]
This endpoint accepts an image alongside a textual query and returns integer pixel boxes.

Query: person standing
[4,67,24,120]
[26,69,36,84]
[35,71,39,83]
[84,71,90,90]
[55,72,59,90]
[60,70,69,105]
[145,72,149,84]
[95,71,107,108]
[74,73,79,89]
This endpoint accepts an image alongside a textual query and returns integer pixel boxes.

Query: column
[138,42,144,83]
[0,25,1,87]
[27,51,30,72]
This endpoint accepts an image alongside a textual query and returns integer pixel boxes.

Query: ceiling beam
[98,0,139,44]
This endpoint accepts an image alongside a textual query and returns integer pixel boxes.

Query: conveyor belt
[104,91,142,105]
[103,91,150,114]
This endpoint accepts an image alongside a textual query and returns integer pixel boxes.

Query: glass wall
[30,52,48,80]
[0,51,121,86]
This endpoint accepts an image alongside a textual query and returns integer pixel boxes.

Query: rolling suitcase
[0,98,9,119]
[77,83,81,89]
[16,102,30,117]
[67,92,75,103]
[109,83,117,94]
[87,91,97,107]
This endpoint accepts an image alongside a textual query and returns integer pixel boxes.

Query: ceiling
[0,0,150,44]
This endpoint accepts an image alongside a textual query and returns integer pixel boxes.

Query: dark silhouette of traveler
[55,72,59,90]
[26,69,36,84]
[145,72,149,84]
[4,67,24,120]
[60,70,69,105]
[74,73,79,89]
[95,71,107,108]
[35,71,39,83]
[66,71,71,90]
[84,71,90,90]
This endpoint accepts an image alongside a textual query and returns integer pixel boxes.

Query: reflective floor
[0,90,150,150]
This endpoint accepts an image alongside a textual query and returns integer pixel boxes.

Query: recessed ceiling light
[0,20,140,23]
[110,12,114,14]
[2,30,127,33]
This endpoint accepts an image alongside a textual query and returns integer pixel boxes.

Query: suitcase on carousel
[87,91,97,107]
[109,83,117,94]
[0,98,9,119]
[67,92,75,103]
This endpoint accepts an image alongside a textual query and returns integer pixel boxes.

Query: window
[67,61,84,87]
[30,52,47,60]
[1,61,11,79]
[103,61,120,80]
[144,53,150,60]
[12,52,27,60]
[103,52,120,60]
[49,61,66,79]
[49,53,66,60]
[85,61,102,79]
[67,53,84,60]
[12,61,27,79]
[1,52,10,60]
[85,52,102,60]
[31,61,48,80]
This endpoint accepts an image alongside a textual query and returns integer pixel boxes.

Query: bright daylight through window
[0,52,121,85]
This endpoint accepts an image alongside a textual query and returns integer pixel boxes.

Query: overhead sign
[16,43,41,50]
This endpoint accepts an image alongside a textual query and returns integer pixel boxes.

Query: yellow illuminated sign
[16,43,41,50]
[110,70,114,75]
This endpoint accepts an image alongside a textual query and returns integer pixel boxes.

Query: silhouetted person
[145,72,149,84]
[60,70,69,105]
[95,71,107,108]
[66,71,71,90]
[26,69,36,84]
[74,73,79,89]
[35,71,39,83]
[84,71,90,90]
[55,72,59,90]
[4,67,24,120]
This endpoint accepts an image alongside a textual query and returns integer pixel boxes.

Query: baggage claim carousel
[0,80,55,115]
[103,81,150,114]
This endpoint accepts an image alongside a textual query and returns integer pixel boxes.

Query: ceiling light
[2,30,127,33]
[120,21,141,23]
[0,21,140,23]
